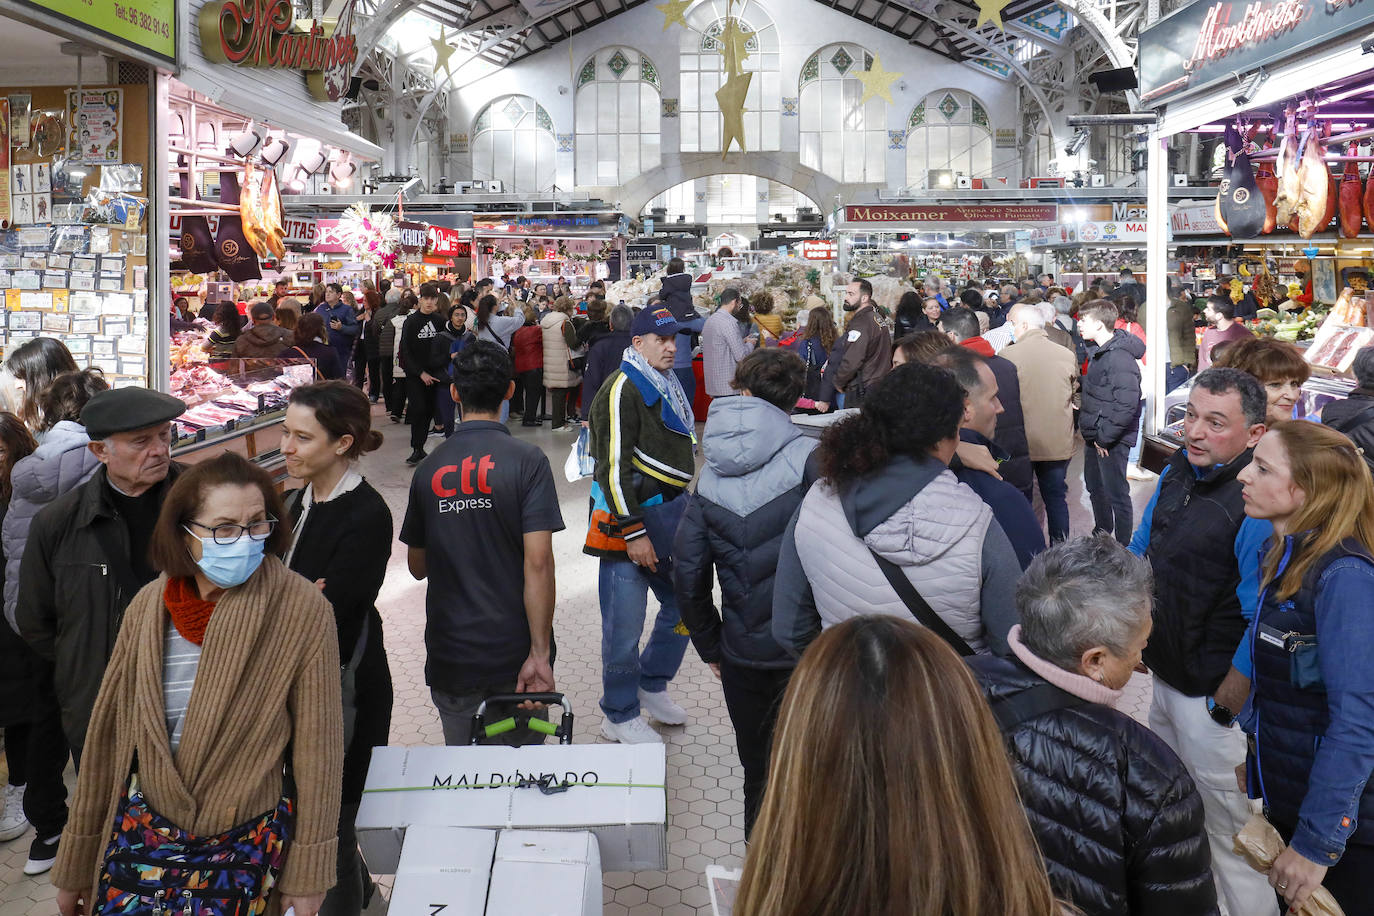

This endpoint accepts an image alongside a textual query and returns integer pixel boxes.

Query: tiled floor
[0,411,1158,914]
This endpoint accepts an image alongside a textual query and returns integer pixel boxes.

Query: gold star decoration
[975,0,1012,29]
[431,26,458,75]
[854,54,901,105]
[718,17,751,73]
[716,72,753,158]
[655,0,691,30]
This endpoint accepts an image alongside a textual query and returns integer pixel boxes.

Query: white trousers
[1149,678,1278,916]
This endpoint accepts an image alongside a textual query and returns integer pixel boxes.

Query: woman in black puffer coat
[969,535,1219,916]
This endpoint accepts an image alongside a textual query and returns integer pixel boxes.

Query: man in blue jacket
[316,282,360,375]
[1127,367,1273,916]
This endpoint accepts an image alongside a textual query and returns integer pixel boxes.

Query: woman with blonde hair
[736,615,1063,916]
[749,291,782,345]
[1236,420,1374,914]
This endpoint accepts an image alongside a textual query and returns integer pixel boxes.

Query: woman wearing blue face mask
[52,452,343,916]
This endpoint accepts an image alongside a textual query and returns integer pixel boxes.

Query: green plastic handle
[527,718,558,735]
[483,717,517,737]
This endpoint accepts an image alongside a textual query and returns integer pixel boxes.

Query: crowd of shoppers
[3,264,1373,916]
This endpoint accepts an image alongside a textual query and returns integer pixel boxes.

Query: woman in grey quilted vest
[773,361,1020,658]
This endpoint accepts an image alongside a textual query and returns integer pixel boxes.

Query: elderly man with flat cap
[16,388,185,781]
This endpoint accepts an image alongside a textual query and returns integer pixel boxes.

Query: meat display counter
[169,358,315,483]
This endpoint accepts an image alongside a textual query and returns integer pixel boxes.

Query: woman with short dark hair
[281,383,392,915]
[207,301,243,357]
[53,452,342,916]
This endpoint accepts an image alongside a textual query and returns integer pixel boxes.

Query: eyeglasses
[185,516,277,545]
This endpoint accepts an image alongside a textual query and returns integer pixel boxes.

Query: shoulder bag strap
[868,548,975,657]
[987,682,1087,733]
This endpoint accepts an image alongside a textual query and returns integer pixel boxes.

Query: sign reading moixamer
[199,0,358,102]
[845,204,1058,223]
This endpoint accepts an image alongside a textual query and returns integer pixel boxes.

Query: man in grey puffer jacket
[772,361,1020,658]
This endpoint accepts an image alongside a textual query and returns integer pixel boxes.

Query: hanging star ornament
[431,26,458,75]
[716,72,753,158]
[655,0,691,30]
[975,0,1012,29]
[855,54,901,105]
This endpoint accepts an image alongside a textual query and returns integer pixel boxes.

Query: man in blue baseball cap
[584,305,697,743]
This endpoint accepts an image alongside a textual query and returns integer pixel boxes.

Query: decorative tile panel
[971,100,989,128]
[781,96,798,116]
[502,96,526,124]
[888,130,906,150]
[937,92,960,120]
[577,58,597,88]
[535,104,553,133]
[800,53,819,85]
[829,46,854,75]
[907,101,925,130]
[640,57,659,88]
[557,133,574,152]
[607,49,631,77]
[661,97,679,117]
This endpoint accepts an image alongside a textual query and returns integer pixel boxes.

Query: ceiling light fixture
[260,137,292,167]
[229,127,263,158]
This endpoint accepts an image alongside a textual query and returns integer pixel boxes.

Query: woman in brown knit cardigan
[54,453,343,916]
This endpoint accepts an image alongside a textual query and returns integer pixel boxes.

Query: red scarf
[164,577,217,646]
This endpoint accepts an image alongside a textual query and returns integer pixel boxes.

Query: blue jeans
[598,557,689,723]
[1032,459,1070,542]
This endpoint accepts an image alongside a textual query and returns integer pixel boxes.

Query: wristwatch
[1208,698,1236,727]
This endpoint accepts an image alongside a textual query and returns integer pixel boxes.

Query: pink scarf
[1007,625,1123,708]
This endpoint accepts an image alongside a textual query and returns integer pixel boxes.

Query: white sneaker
[638,688,688,726]
[0,784,26,841]
[1127,464,1156,480]
[600,716,663,744]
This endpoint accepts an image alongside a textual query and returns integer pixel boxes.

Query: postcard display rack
[0,82,151,385]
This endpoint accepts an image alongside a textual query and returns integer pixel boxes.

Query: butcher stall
[1140,0,1374,450]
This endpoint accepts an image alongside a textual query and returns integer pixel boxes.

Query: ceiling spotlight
[285,167,307,193]
[1064,129,1089,156]
[260,137,291,167]
[1232,67,1269,107]
[399,176,426,201]
[330,158,358,189]
[301,147,330,175]
[229,128,263,158]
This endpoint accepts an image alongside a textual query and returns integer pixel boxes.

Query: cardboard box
[485,830,601,916]
[386,826,496,916]
[357,745,667,874]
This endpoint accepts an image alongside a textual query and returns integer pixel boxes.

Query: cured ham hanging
[1273,107,1302,228]
[1293,116,1330,239]
[1340,146,1363,238]
[1220,125,1266,239]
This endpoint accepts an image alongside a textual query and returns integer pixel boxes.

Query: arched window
[679,0,780,153]
[574,47,662,186]
[905,90,994,186]
[799,43,886,183]
[471,94,557,193]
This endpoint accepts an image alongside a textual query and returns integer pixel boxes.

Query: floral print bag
[94,770,292,916]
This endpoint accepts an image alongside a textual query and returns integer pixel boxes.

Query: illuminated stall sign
[1139,0,1374,105]
[198,0,358,102]
[799,240,838,260]
[427,225,471,259]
